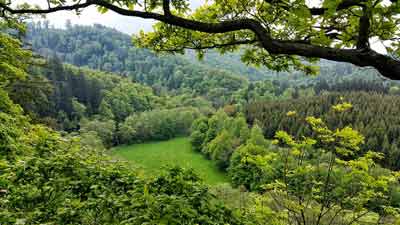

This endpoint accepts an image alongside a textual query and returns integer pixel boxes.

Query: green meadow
[112,137,229,185]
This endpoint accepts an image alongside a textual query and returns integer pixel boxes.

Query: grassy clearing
[112,137,229,185]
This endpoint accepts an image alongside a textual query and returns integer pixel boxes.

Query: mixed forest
[3,9,400,225]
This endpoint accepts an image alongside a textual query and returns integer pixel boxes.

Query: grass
[112,137,229,185]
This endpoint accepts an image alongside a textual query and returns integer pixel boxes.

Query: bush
[79,117,116,147]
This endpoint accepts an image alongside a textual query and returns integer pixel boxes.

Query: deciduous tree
[2,0,400,79]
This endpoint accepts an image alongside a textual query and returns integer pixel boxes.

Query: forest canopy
[0,16,243,225]
[1,0,400,79]
[3,1,400,224]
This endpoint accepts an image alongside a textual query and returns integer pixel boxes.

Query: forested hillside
[12,57,159,128]
[0,20,243,224]
[4,0,400,223]
[26,22,387,96]
[19,22,400,157]
[246,92,400,170]
[27,22,274,80]
[26,22,248,106]
[0,20,400,224]
[21,23,400,167]
[7,54,209,150]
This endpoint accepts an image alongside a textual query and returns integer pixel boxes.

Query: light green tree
[79,117,116,146]
[207,130,236,169]
[0,20,31,87]
[264,115,400,225]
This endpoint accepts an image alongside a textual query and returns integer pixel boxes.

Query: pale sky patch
[15,0,203,34]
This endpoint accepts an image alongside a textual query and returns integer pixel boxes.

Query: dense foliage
[0,20,242,225]
[6,54,207,147]
[20,58,158,128]
[26,23,391,108]
[190,111,250,168]
[3,7,400,224]
[119,107,200,144]
[131,0,400,79]
[1,110,238,224]
[26,22,251,107]
[191,104,400,224]
[246,92,400,170]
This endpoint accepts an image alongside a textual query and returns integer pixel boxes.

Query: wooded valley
[3,0,400,224]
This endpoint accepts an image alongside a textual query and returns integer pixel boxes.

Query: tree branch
[1,0,400,79]
[356,6,371,49]
[162,0,171,17]
[159,39,258,52]
[0,1,93,14]
[0,1,263,34]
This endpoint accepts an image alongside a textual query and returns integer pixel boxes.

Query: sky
[14,0,203,34]
[14,0,387,53]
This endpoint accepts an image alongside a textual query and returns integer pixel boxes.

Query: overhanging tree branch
[0,1,93,14]
[159,39,259,52]
[1,0,400,79]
